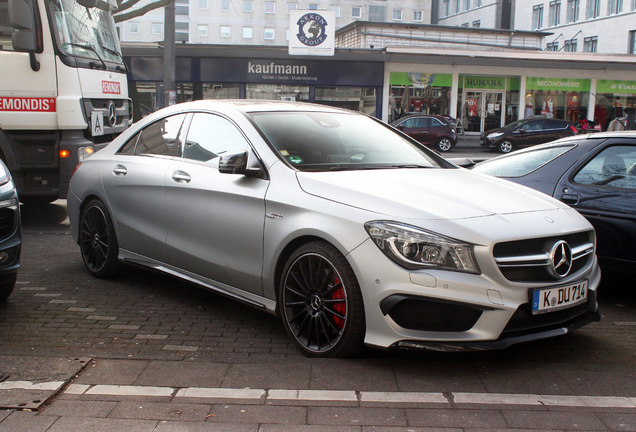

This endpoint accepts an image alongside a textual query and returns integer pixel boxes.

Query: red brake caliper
[331,277,346,329]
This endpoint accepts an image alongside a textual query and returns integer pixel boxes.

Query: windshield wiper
[65,42,106,69]
[101,45,129,73]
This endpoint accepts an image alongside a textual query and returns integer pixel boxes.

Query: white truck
[0,0,131,203]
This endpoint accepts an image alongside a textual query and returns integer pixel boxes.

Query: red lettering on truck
[0,97,56,112]
[102,81,121,94]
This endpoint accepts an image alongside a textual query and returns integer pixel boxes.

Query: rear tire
[279,241,365,358]
[79,199,121,278]
[498,140,513,153]
[436,137,453,152]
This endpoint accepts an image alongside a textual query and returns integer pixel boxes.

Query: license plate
[531,280,588,315]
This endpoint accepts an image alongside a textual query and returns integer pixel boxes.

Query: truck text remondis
[1,0,131,203]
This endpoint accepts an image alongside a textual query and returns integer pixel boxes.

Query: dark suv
[481,117,577,153]
[391,114,457,152]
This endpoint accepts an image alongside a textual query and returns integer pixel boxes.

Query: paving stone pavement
[0,211,634,430]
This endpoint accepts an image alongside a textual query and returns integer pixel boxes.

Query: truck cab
[0,0,131,203]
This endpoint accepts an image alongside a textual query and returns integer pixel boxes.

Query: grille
[493,231,594,283]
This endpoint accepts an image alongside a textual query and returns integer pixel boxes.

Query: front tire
[279,241,365,358]
[0,274,16,301]
[79,199,121,278]
[436,137,453,152]
[498,140,513,153]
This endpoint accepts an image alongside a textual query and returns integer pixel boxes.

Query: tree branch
[114,0,174,23]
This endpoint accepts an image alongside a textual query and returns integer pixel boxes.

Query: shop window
[564,39,577,51]
[567,0,579,22]
[584,36,598,52]
[532,5,544,29]
[549,1,561,26]
[630,30,636,54]
[316,87,376,117]
[246,84,309,103]
[180,83,240,102]
[352,6,362,18]
[414,10,423,21]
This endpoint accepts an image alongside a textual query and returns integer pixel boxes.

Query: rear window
[472,145,576,178]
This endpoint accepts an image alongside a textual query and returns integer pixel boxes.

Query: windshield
[250,111,447,172]
[472,144,575,177]
[50,0,123,64]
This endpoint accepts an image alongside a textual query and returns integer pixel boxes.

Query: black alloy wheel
[279,241,365,357]
[79,199,121,278]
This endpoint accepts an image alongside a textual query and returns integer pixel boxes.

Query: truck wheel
[79,199,121,278]
[278,241,365,358]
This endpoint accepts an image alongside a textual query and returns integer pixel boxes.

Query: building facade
[117,0,433,45]
[433,0,513,29]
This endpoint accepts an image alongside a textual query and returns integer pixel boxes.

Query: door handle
[113,165,127,176]
[560,193,579,205]
[172,170,191,183]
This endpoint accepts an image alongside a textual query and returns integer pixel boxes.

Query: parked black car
[472,131,636,275]
[391,114,457,152]
[481,117,578,153]
[0,160,21,300]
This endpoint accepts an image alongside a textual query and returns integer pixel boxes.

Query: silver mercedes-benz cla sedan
[67,100,601,357]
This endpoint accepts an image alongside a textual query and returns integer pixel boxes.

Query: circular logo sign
[296,13,328,47]
[548,240,573,278]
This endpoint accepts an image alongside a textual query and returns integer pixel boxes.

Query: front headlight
[365,221,480,274]
[0,163,10,187]
[487,132,504,139]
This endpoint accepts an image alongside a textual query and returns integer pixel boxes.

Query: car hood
[297,168,562,220]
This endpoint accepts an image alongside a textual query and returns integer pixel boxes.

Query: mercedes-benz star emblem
[107,101,117,127]
[548,240,573,278]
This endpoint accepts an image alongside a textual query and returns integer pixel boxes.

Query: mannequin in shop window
[543,95,554,118]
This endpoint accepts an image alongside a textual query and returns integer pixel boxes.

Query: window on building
[393,9,402,20]
[455,0,460,13]
[352,6,362,18]
[221,0,230,10]
[308,4,318,10]
[608,0,623,14]
[369,5,386,21]
[583,36,598,52]
[243,27,253,39]
[151,23,162,35]
[564,38,577,51]
[567,0,579,22]
[546,42,559,50]
[129,21,139,33]
[264,28,275,40]
[330,6,341,17]
[414,10,423,21]
[587,0,600,18]
[532,5,544,29]
[472,20,481,27]
[287,3,297,13]
[198,0,207,9]
[632,0,636,10]
[465,0,470,10]
[461,22,469,27]
[629,30,636,54]
[265,2,275,13]
[220,26,231,38]
[476,0,482,6]
[198,24,208,37]
[549,1,561,26]
[243,1,253,12]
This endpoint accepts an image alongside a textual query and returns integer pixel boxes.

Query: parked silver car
[67,100,601,357]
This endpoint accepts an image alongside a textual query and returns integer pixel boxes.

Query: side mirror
[218,151,262,177]
[9,0,38,52]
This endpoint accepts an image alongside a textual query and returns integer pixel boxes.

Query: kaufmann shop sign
[289,10,335,56]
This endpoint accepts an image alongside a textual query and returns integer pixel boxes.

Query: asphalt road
[0,151,635,430]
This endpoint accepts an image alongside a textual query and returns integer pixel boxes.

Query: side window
[573,145,636,189]
[400,118,417,128]
[182,113,250,163]
[430,118,444,127]
[524,120,544,131]
[546,119,564,129]
[0,0,14,51]
[118,114,186,156]
[416,117,431,128]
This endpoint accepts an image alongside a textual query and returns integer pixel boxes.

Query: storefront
[594,79,636,130]
[458,75,520,134]
[125,49,384,122]
[388,72,452,123]
[524,77,591,124]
